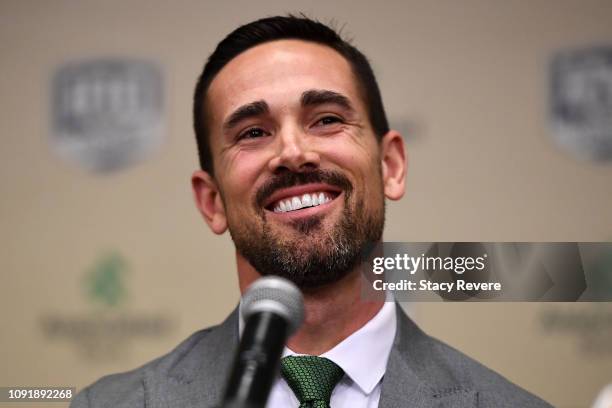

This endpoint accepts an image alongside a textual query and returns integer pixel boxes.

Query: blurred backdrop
[1,1,611,407]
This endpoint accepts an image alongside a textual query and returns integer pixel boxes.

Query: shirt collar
[282,299,396,395]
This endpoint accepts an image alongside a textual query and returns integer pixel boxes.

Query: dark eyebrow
[223,100,269,131]
[300,89,356,113]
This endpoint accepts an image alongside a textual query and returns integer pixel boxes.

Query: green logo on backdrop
[41,249,175,362]
[85,252,128,307]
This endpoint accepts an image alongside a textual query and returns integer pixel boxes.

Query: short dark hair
[193,15,390,174]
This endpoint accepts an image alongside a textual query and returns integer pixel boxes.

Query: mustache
[255,170,353,208]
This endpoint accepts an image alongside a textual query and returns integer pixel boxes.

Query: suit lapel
[144,307,240,408]
[378,304,478,408]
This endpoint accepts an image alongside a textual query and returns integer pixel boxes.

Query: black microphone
[220,276,304,408]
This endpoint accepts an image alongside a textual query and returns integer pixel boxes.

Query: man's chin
[261,260,356,290]
[255,235,362,289]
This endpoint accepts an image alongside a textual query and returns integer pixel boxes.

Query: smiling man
[71,15,551,408]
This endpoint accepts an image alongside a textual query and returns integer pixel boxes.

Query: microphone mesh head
[241,276,304,336]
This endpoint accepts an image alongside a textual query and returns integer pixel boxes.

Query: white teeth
[271,191,335,213]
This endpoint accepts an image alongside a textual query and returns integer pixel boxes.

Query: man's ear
[380,130,407,200]
[191,170,228,234]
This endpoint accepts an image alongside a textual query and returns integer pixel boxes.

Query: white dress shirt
[239,300,397,408]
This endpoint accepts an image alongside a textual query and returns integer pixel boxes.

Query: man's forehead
[206,39,364,120]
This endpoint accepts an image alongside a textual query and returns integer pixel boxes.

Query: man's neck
[236,253,385,355]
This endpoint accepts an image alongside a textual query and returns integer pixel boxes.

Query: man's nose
[267,127,320,173]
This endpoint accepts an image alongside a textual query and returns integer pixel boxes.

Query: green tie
[280,356,344,408]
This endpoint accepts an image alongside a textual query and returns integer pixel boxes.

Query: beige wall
[1,1,611,407]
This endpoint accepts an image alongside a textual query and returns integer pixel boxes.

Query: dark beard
[227,170,385,288]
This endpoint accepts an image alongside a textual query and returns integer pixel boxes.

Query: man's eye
[316,116,342,126]
[238,127,266,140]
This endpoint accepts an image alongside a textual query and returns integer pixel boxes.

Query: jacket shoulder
[70,326,216,408]
[393,306,553,407]
[426,336,553,407]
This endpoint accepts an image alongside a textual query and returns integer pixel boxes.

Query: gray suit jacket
[71,305,553,407]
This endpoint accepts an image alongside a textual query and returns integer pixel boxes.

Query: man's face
[194,39,404,288]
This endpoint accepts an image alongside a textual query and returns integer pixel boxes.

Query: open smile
[263,183,342,217]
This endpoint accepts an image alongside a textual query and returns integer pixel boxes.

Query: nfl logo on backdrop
[550,47,612,162]
[51,59,164,173]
